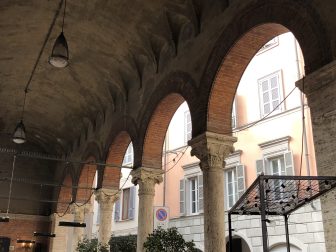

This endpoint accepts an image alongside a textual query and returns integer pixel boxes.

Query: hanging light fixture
[13,120,26,144]
[13,91,27,144]
[49,0,69,68]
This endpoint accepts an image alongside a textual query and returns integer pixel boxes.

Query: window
[184,111,192,144]
[226,168,237,208]
[256,136,294,177]
[122,143,133,166]
[189,177,198,214]
[258,72,283,117]
[257,37,279,54]
[179,168,203,216]
[225,165,245,209]
[224,151,245,209]
[232,98,237,128]
[114,186,136,221]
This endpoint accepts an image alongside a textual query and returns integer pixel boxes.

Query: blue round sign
[156,208,168,221]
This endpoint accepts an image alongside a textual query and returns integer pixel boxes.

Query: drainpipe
[294,37,315,208]
[163,134,168,207]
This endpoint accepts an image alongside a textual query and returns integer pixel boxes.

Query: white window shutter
[179,179,186,215]
[198,175,204,212]
[236,165,245,198]
[128,186,136,220]
[114,200,120,222]
[264,159,271,175]
[256,159,264,176]
[284,151,294,175]
[224,171,227,210]
[96,206,100,224]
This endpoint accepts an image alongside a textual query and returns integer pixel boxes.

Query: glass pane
[122,188,130,220]
[272,100,279,110]
[264,103,270,114]
[271,88,279,99]
[270,76,278,88]
[263,92,270,103]
[262,81,268,92]
[228,171,232,183]
[228,183,233,194]
[229,195,233,207]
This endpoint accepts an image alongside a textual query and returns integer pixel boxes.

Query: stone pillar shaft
[95,188,119,246]
[296,60,336,252]
[71,204,86,251]
[131,167,163,252]
[189,132,236,252]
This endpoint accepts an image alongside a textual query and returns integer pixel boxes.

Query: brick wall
[0,214,50,252]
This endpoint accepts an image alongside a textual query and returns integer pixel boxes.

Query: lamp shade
[13,120,26,144]
[49,32,69,68]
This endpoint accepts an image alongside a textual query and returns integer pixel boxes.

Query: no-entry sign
[153,206,169,229]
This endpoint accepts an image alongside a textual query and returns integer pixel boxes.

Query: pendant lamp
[49,0,69,68]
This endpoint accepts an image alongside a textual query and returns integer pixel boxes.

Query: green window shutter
[284,151,294,175]
[198,175,204,212]
[128,186,136,220]
[114,200,120,222]
[256,159,264,176]
[179,179,186,215]
[236,165,245,198]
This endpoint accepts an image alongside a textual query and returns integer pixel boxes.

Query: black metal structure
[228,175,336,252]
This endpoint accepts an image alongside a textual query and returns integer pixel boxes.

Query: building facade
[92,32,326,252]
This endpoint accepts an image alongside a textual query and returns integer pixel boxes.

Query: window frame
[189,176,199,215]
[122,143,134,166]
[184,110,192,144]
[257,37,279,55]
[225,167,238,209]
[258,70,284,118]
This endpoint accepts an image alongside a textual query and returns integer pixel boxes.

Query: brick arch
[101,131,132,189]
[75,156,96,203]
[197,0,332,135]
[137,71,197,168]
[141,93,185,168]
[57,173,73,213]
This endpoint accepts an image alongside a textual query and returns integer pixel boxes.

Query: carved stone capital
[188,132,237,171]
[70,204,85,222]
[296,60,336,96]
[94,188,119,211]
[131,167,163,196]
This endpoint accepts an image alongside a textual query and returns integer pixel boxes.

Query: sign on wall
[153,206,169,230]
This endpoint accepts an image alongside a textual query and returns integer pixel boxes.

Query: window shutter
[179,179,186,215]
[198,175,204,212]
[96,206,100,224]
[114,200,120,222]
[264,159,271,175]
[128,186,136,220]
[256,159,264,176]
[224,171,227,210]
[284,151,294,175]
[236,165,245,197]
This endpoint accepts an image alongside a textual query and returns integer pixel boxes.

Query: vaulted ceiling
[0,0,208,154]
[0,0,335,215]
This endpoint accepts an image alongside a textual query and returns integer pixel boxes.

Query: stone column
[296,60,336,252]
[49,213,74,252]
[94,188,119,246]
[131,167,163,252]
[189,131,236,252]
[71,204,86,251]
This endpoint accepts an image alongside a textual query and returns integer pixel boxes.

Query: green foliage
[143,227,202,252]
[76,238,109,252]
[109,234,137,252]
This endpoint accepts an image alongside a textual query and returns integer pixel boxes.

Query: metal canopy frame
[228,175,336,252]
